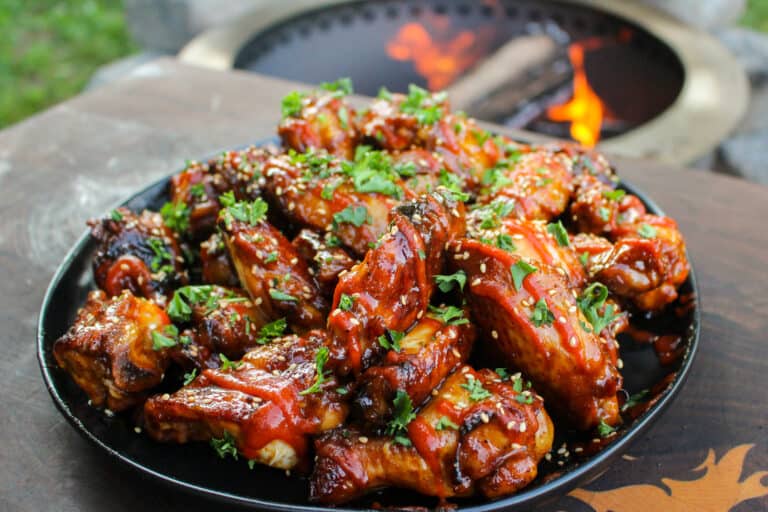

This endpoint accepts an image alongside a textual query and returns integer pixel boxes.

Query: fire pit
[180,0,747,164]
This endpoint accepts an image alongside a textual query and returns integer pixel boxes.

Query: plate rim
[36,144,701,512]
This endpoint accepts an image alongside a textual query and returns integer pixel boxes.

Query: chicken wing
[53,290,172,411]
[199,232,238,287]
[262,149,407,256]
[310,366,553,503]
[449,238,622,430]
[327,191,466,375]
[278,81,358,159]
[355,316,475,426]
[143,330,348,471]
[218,198,328,331]
[89,207,187,307]
[291,229,356,298]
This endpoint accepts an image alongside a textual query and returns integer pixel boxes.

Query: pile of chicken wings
[54,79,689,504]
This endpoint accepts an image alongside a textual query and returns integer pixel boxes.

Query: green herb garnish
[300,347,330,395]
[428,305,469,325]
[531,298,555,327]
[546,220,570,247]
[461,375,492,401]
[435,270,467,293]
[257,318,287,344]
[377,330,405,352]
[510,260,537,291]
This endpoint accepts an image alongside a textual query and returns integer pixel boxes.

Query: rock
[124,0,263,53]
[716,27,768,83]
[719,128,768,185]
[638,0,745,31]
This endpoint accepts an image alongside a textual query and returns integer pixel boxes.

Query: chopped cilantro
[510,260,537,291]
[146,238,175,274]
[223,198,268,227]
[417,249,426,260]
[183,368,198,385]
[622,389,650,412]
[377,330,405,352]
[438,169,470,202]
[495,368,510,380]
[167,285,230,322]
[281,90,305,118]
[602,189,626,202]
[435,416,460,431]
[435,270,467,293]
[338,106,349,130]
[151,324,179,350]
[160,201,190,233]
[110,209,123,222]
[638,223,657,239]
[598,207,611,222]
[531,298,555,327]
[219,190,236,207]
[386,390,416,439]
[377,86,393,101]
[496,233,515,252]
[333,205,371,228]
[269,289,298,302]
[219,353,243,371]
[546,220,570,247]
[579,252,589,267]
[428,305,469,325]
[257,318,287,344]
[319,77,353,96]
[400,84,444,125]
[577,282,620,335]
[597,420,617,437]
[190,183,206,198]
[338,293,355,311]
[321,179,341,200]
[461,375,492,401]
[300,346,331,395]
[210,431,238,459]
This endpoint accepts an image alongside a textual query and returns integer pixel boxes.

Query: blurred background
[1,0,767,181]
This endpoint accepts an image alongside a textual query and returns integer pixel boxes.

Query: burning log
[446,34,572,121]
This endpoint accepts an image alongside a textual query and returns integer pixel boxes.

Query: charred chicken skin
[144,330,347,471]
[55,79,692,506]
[89,207,187,307]
[311,366,553,503]
[54,290,172,411]
[449,238,622,430]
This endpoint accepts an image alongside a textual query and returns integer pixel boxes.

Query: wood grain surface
[0,59,765,512]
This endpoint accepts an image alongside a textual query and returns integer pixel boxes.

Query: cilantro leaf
[300,346,330,395]
[151,324,179,350]
[160,201,190,234]
[319,77,353,96]
[546,220,570,247]
[269,289,298,302]
[219,353,243,371]
[531,298,555,327]
[435,270,467,293]
[281,90,305,118]
[333,205,371,228]
[597,420,616,437]
[435,416,460,431]
[257,318,287,344]
[338,293,354,311]
[183,368,198,385]
[638,223,657,239]
[577,282,620,335]
[510,260,537,291]
[210,431,239,459]
[428,305,469,325]
[378,330,405,352]
[460,375,492,401]
[386,390,416,438]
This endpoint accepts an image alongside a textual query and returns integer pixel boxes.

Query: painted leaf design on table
[570,444,768,512]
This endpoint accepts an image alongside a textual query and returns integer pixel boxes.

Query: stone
[716,27,768,83]
[719,128,768,185]
[638,0,745,31]
[124,0,263,53]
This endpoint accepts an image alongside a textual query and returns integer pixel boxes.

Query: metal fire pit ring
[179,0,747,166]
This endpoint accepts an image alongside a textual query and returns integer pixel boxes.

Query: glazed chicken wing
[53,290,172,411]
[168,147,271,241]
[262,150,407,256]
[218,198,328,331]
[449,238,622,430]
[144,330,348,472]
[278,83,358,159]
[327,191,466,375]
[355,316,475,426]
[89,207,187,307]
[310,366,553,503]
[199,232,239,287]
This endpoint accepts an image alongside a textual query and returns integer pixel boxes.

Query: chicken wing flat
[355,316,475,426]
[262,149,407,256]
[449,238,622,430]
[143,330,347,471]
[218,197,328,331]
[199,232,239,287]
[278,80,358,159]
[310,366,553,503]
[467,202,586,287]
[53,290,172,411]
[327,191,466,375]
[89,207,187,306]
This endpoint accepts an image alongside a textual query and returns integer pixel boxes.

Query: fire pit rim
[178,0,748,166]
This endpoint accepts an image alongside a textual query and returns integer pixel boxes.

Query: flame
[570,444,768,511]
[386,20,492,90]
[546,40,605,147]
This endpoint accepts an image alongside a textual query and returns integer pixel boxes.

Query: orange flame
[570,444,768,512]
[546,41,605,147]
[386,21,491,90]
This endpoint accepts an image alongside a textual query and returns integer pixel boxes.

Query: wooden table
[0,59,766,512]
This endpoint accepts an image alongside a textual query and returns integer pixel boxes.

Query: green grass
[0,0,136,129]
[741,0,768,33]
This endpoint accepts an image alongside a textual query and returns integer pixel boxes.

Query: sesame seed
[519,422,527,432]
[548,288,558,296]
[574,447,583,453]
[512,234,524,240]
[255,297,263,305]
[506,420,516,430]
[451,208,460,218]
[545,453,552,461]
[617,358,624,369]
[491,330,499,339]
[276,186,283,196]
[569,336,578,347]
[288,202,295,211]
[557,460,564,466]
[400,295,407,306]
[161,393,170,400]
[558,316,567,324]
[480,263,487,273]
[463,251,469,259]
[568,305,577,313]
[557,447,566,455]
[290,257,298,265]
[349,318,360,326]
[452,348,461,358]
[480,413,490,424]
[511,443,521,450]
[471,278,481,287]
[134,427,142,434]
[432,389,439,396]
[359,436,369,444]
[417,310,424,319]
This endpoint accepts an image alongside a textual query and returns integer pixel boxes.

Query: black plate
[37,146,700,511]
